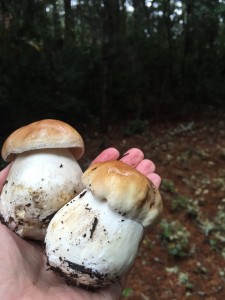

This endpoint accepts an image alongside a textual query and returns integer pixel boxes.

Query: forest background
[1,0,225,137]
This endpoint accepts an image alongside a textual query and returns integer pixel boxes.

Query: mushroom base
[48,262,116,291]
[45,189,144,288]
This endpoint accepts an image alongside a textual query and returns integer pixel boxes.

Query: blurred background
[0,1,225,299]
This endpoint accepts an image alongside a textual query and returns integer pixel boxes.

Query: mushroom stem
[45,189,144,289]
[0,148,84,240]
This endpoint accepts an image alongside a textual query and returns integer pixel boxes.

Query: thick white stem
[0,148,83,240]
[45,189,144,288]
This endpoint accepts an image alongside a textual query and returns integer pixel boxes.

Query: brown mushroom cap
[82,160,163,227]
[1,119,85,162]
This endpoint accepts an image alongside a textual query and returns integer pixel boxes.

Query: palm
[0,224,123,300]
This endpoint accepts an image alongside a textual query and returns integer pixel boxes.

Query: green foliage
[199,201,225,258]
[166,266,194,292]
[199,219,215,236]
[171,196,200,219]
[186,200,201,219]
[171,196,189,211]
[170,194,224,258]
[210,204,225,258]
[122,288,133,297]
[160,219,191,257]
[178,272,194,290]
[161,179,176,193]
[214,203,225,232]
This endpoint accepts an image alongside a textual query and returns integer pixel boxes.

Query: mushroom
[45,160,163,289]
[0,119,85,240]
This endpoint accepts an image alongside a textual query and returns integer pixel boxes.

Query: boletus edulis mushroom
[0,119,84,240]
[45,160,163,290]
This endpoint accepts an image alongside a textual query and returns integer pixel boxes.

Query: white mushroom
[45,160,163,289]
[0,119,85,240]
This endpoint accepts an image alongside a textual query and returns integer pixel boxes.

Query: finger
[136,159,156,175]
[147,173,161,189]
[90,147,120,165]
[119,148,144,168]
[0,163,12,193]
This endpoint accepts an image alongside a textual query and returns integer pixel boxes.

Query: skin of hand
[0,148,161,300]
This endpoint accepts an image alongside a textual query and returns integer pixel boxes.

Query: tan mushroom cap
[1,119,85,162]
[82,160,163,227]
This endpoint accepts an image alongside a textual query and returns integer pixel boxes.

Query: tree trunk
[100,0,116,133]
[52,1,61,43]
[21,0,35,36]
[63,0,74,43]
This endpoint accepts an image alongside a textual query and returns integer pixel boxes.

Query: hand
[91,147,161,188]
[0,148,161,300]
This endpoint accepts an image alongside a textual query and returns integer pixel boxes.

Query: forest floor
[79,107,225,300]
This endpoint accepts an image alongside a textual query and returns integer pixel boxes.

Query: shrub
[160,220,191,257]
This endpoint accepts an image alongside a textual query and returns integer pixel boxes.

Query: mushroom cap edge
[82,160,163,227]
[1,119,85,162]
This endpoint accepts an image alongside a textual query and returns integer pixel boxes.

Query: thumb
[0,163,13,193]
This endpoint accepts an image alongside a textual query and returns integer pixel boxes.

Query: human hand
[0,148,161,300]
[91,147,161,188]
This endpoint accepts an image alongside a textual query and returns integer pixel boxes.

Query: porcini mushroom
[0,119,85,240]
[45,160,163,289]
